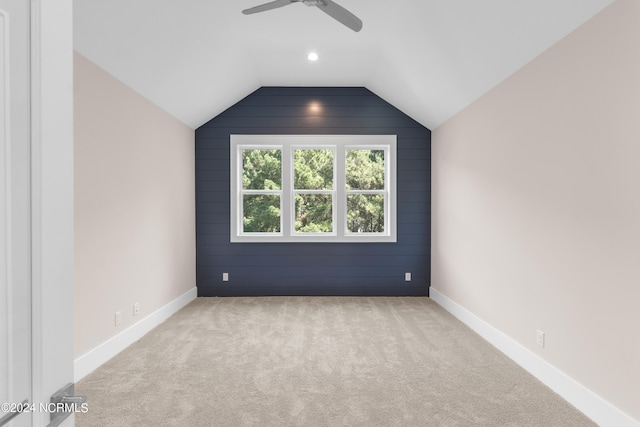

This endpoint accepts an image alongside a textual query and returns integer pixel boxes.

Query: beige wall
[74,52,195,358]
[432,0,639,422]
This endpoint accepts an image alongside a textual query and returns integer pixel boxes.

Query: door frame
[30,0,74,425]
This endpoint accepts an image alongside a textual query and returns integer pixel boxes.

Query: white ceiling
[74,0,614,130]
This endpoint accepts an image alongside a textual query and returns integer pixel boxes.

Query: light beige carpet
[76,297,595,426]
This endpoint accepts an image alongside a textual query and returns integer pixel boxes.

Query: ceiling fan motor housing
[302,0,327,6]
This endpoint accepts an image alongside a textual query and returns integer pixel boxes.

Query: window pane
[243,195,281,232]
[295,194,333,233]
[346,149,385,190]
[347,194,385,233]
[294,149,333,190]
[242,149,281,190]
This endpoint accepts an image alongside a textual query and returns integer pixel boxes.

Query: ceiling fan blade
[316,0,362,32]
[242,0,295,15]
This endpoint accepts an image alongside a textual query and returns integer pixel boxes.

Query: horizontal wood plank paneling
[197,127,429,139]
[196,87,430,296]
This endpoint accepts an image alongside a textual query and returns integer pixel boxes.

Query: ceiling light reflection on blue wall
[307,101,323,115]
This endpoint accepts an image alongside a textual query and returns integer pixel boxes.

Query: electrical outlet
[222,272,229,282]
[133,303,139,316]
[405,272,411,281]
[115,311,122,326]
[536,330,545,348]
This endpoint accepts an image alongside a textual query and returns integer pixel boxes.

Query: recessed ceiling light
[307,52,319,61]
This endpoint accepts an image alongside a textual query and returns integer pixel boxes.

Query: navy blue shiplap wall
[196,87,430,296]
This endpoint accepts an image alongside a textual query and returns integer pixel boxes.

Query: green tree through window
[242,149,281,232]
[242,149,281,190]
[346,150,385,233]
[294,149,334,233]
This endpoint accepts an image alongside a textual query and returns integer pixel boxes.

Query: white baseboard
[429,287,639,427]
[74,287,197,382]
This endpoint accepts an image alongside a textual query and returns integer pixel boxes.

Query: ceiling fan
[242,0,363,32]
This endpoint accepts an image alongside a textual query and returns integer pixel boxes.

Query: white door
[1,0,32,426]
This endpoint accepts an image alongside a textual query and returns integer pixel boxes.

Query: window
[231,135,396,242]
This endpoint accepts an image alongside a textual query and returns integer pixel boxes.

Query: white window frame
[230,135,397,243]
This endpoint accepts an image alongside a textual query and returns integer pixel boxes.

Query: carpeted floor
[76,297,595,426]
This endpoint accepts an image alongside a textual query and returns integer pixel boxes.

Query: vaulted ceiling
[73,0,614,130]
